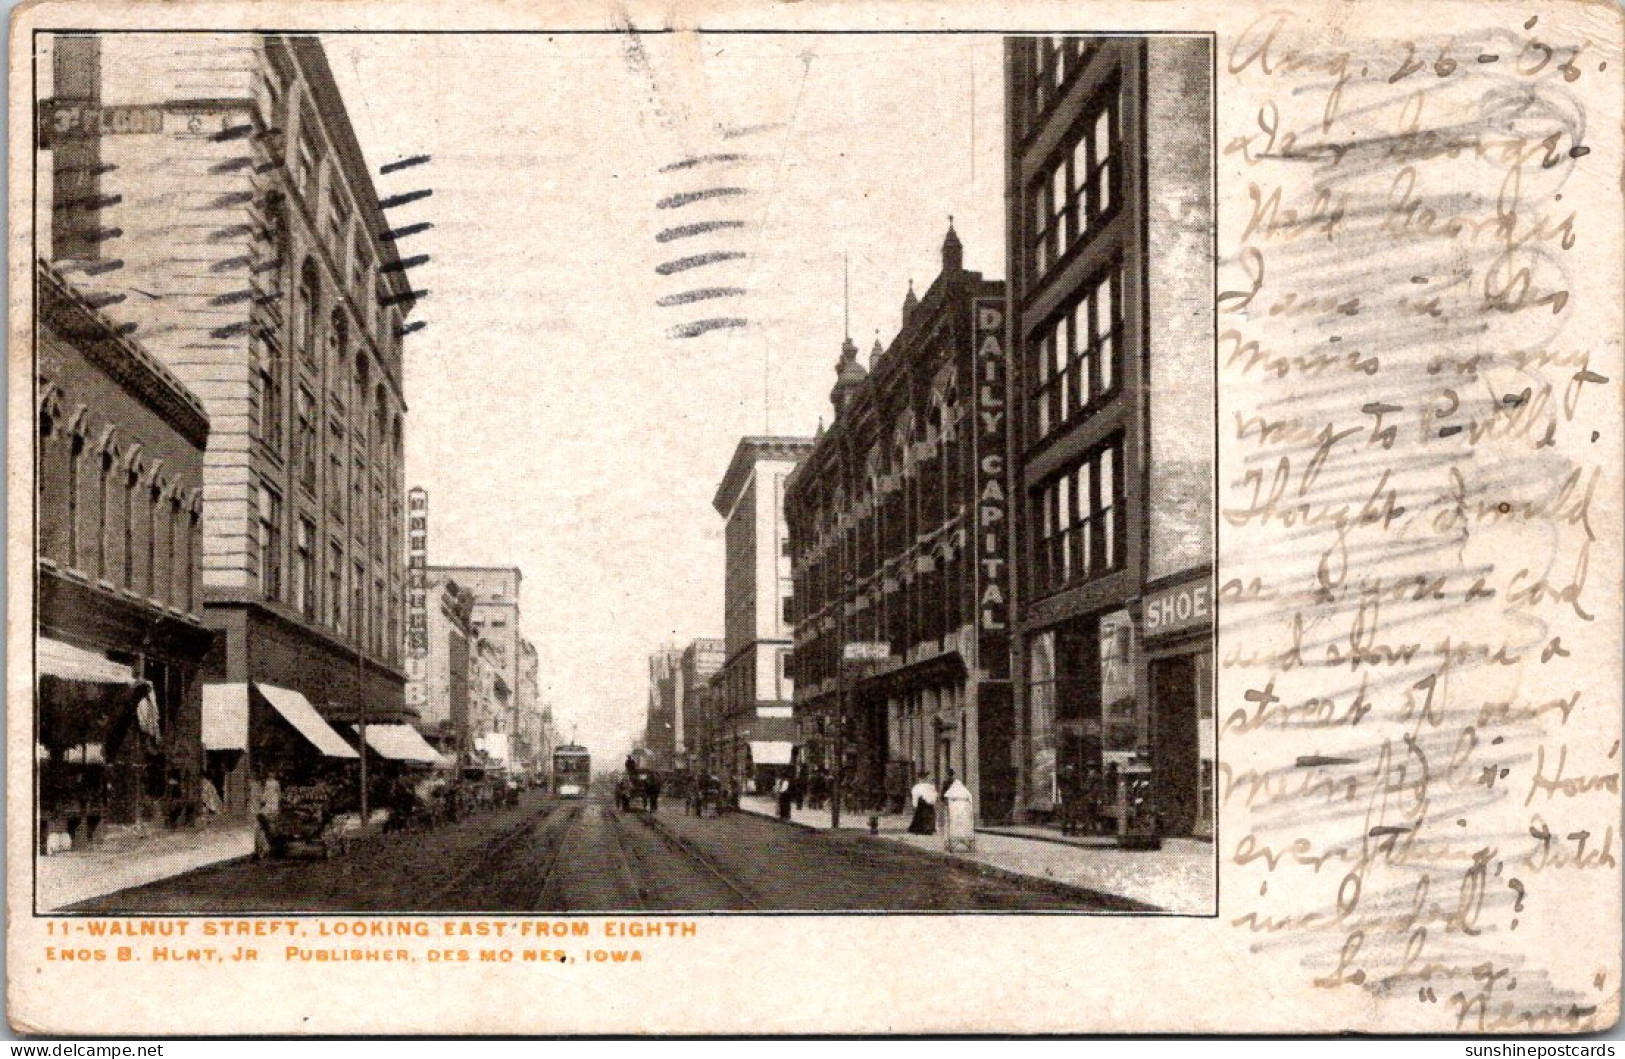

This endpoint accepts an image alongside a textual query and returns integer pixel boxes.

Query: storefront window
[1099,610,1135,757]
[1027,631,1056,808]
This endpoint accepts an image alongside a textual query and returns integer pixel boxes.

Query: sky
[325,33,1007,761]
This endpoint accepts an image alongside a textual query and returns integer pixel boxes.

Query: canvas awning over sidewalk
[201,684,248,751]
[353,723,443,764]
[201,683,358,759]
[36,637,160,751]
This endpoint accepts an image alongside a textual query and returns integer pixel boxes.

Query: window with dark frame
[1029,84,1119,281]
[296,386,317,492]
[297,260,320,367]
[352,560,364,643]
[1029,263,1120,441]
[329,539,344,632]
[258,343,284,453]
[1031,437,1125,596]
[258,483,283,601]
[295,516,316,620]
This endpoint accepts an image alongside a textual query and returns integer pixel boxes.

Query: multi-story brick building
[679,638,726,772]
[515,638,545,766]
[430,565,523,739]
[404,573,476,757]
[710,437,813,790]
[786,225,1015,821]
[644,646,682,772]
[39,35,418,751]
[1004,36,1215,837]
[34,262,213,843]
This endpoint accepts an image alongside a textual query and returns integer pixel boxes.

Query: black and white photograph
[9,0,1620,1039]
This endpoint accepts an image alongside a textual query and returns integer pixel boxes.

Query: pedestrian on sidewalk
[251,767,281,860]
[908,772,938,834]
[645,771,662,813]
[775,775,793,820]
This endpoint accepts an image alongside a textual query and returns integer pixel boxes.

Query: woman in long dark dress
[907,774,938,834]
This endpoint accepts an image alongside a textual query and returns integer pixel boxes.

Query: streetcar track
[602,806,651,910]
[427,799,570,908]
[632,810,760,910]
[525,803,583,911]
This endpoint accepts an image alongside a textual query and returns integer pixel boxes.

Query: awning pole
[357,645,368,834]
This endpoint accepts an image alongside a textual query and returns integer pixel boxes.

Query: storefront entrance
[1150,653,1199,836]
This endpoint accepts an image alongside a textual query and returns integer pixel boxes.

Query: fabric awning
[256,684,358,759]
[36,637,159,745]
[353,723,442,764]
[201,683,250,751]
[748,740,794,765]
[38,637,134,682]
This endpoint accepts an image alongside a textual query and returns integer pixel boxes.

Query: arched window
[168,494,184,610]
[37,392,69,564]
[265,192,289,319]
[149,475,167,601]
[123,459,143,590]
[96,442,116,580]
[374,385,388,464]
[330,310,349,399]
[67,432,85,569]
[354,354,371,438]
[186,496,203,613]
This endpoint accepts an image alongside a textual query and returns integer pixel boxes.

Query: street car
[553,744,590,798]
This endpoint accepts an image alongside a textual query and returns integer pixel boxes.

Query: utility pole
[356,642,368,833]
[832,655,844,830]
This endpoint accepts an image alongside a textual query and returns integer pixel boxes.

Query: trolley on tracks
[553,744,591,798]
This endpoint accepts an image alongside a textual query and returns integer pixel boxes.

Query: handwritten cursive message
[1217,6,1621,1033]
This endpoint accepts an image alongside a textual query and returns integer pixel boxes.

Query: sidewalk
[739,796,1214,914]
[35,820,256,912]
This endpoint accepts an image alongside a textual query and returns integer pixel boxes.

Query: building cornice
[712,435,815,517]
[37,260,211,450]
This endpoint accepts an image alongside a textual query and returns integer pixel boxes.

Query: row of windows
[258,480,401,664]
[1026,36,1099,120]
[1030,96,1118,280]
[1030,265,1120,440]
[1032,439,1125,597]
[266,58,400,350]
[37,404,201,616]
[794,547,972,687]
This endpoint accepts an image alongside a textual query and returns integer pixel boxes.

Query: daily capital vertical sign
[973,298,1010,681]
[407,487,428,658]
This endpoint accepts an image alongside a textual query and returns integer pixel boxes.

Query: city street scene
[31,31,1215,915]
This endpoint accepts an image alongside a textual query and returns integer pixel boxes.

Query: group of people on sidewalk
[906,770,969,836]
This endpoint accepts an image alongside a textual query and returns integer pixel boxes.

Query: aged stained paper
[7,0,1623,1036]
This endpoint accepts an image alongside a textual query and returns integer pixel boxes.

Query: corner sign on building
[1141,571,1214,642]
[973,298,1010,681]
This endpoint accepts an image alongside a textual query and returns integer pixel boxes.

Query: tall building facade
[679,638,726,772]
[786,225,1015,821]
[1004,36,1215,836]
[39,35,417,737]
[644,646,682,771]
[515,638,546,766]
[35,262,213,836]
[429,566,523,738]
[404,573,476,756]
[711,437,813,789]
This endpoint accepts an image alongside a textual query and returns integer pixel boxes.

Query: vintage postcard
[6,0,1622,1036]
